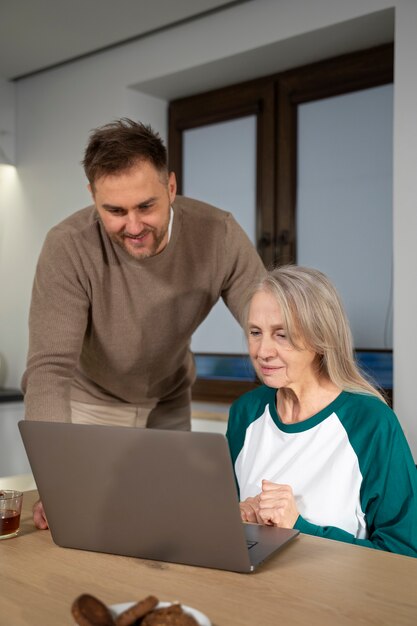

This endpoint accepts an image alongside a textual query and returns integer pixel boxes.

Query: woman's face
[247,290,319,392]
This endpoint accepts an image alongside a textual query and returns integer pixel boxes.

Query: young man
[23,119,264,429]
[22,119,265,526]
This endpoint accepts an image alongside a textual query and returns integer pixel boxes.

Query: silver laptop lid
[19,421,298,572]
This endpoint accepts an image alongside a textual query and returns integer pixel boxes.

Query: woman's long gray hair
[246,265,386,403]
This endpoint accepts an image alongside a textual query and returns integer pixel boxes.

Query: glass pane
[182,116,257,353]
[297,85,393,349]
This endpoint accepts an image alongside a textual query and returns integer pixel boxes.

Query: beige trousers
[70,390,191,431]
[71,401,152,428]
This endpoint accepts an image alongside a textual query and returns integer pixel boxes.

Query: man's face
[90,161,176,260]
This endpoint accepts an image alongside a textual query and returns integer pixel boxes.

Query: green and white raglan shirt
[226,386,417,557]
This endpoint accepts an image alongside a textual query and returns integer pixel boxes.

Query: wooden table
[1,491,416,625]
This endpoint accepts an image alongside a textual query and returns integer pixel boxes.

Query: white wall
[1,0,417,456]
[0,77,15,165]
[392,0,417,458]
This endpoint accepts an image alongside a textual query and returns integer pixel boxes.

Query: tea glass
[0,490,23,539]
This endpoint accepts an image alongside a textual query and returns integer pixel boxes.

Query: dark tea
[0,509,21,536]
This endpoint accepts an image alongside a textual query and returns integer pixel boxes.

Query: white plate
[110,601,211,626]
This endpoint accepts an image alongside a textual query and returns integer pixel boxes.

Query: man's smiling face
[90,160,176,260]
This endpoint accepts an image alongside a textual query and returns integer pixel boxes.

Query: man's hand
[257,480,299,528]
[33,499,49,529]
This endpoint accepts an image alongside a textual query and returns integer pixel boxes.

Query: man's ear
[168,172,177,204]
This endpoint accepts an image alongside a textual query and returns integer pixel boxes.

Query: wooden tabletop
[1,491,417,626]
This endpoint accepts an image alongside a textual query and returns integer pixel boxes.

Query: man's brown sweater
[22,196,265,423]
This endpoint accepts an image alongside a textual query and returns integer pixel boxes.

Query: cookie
[115,595,159,626]
[141,605,199,626]
[71,593,115,626]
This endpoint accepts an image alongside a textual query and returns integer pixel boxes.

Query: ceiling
[0,0,394,100]
[0,0,246,80]
[134,9,394,101]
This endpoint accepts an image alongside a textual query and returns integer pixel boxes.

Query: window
[169,44,394,403]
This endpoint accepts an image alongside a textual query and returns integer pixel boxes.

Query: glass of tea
[0,490,23,539]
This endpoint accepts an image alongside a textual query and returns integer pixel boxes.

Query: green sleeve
[295,413,417,558]
[294,515,380,549]
[226,400,245,469]
[226,386,274,463]
[226,386,273,499]
[226,396,248,499]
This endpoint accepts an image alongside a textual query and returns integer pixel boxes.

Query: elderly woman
[226,266,417,557]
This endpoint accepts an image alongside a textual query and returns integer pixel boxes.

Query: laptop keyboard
[246,540,258,550]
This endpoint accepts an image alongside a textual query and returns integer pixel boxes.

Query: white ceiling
[134,9,395,101]
[0,0,244,80]
[0,0,394,100]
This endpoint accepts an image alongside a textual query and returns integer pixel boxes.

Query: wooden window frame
[168,77,276,266]
[276,44,393,264]
[192,350,393,406]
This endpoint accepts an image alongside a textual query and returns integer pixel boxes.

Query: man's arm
[22,230,90,421]
[219,214,266,323]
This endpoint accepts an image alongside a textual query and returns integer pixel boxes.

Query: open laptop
[18,421,299,573]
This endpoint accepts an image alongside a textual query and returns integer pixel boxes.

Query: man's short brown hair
[82,118,168,188]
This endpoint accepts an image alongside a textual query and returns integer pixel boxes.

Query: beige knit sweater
[22,196,265,422]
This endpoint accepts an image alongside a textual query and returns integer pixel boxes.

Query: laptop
[18,421,299,573]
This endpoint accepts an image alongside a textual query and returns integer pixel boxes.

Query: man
[22,118,265,527]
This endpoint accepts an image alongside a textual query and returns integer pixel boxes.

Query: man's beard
[111,225,168,260]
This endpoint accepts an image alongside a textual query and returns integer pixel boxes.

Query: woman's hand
[33,499,49,529]
[258,480,299,528]
[239,495,262,524]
